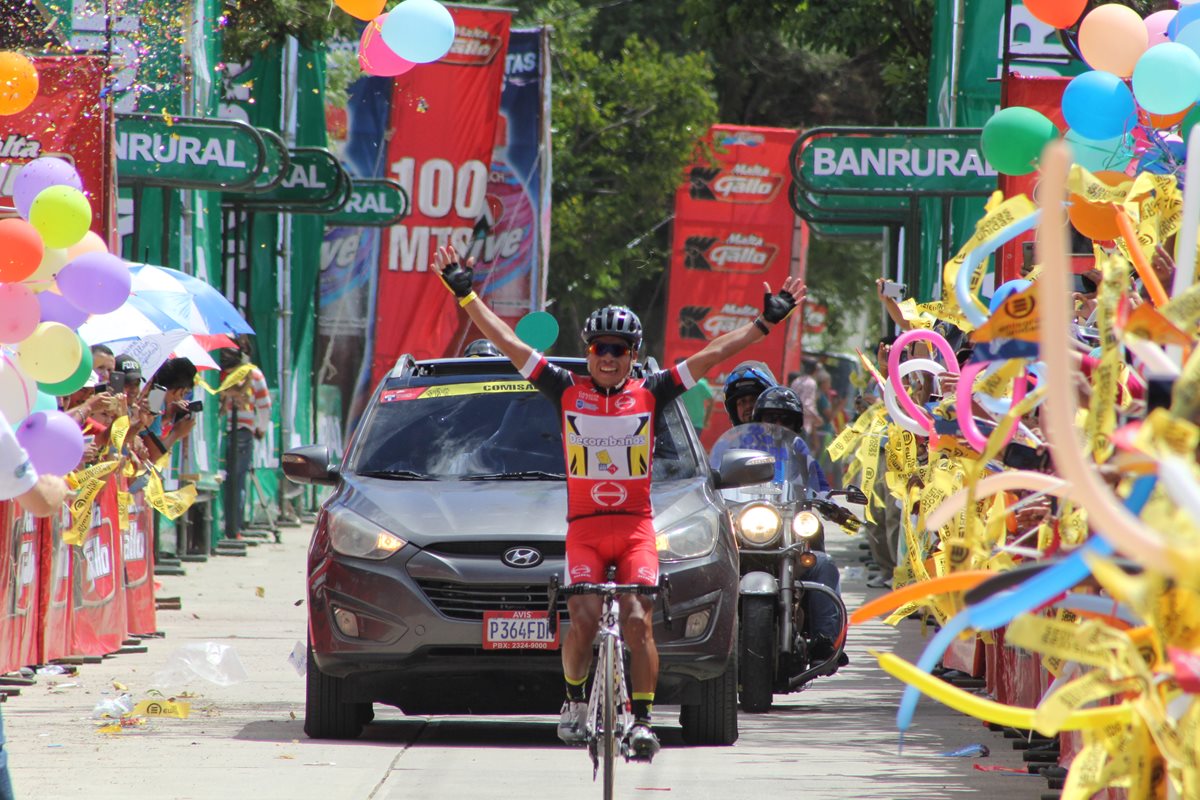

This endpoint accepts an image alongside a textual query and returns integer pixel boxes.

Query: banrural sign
[794,127,995,196]
[115,114,266,190]
[236,147,349,212]
[325,179,409,227]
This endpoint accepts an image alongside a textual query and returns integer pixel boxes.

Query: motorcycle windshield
[710,422,808,504]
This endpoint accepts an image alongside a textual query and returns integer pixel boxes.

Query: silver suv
[284,355,773,745]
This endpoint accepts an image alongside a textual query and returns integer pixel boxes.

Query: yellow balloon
[28,185,92,249]
[66,230,108,260]
[875,651,1133,736]
[22,246,67,293]
[17,322,81,383]
[335,0,386,21]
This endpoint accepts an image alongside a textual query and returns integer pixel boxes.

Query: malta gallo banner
[664,125,805,446]
[0,56,115,238]
[372,6,512,386]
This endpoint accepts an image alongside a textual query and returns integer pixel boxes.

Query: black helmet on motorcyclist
[723,361,777,425]
[751,386,805,433]
[581,305,643,351]
[463,338,501,357]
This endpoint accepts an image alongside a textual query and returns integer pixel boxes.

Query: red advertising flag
[372,7,513,387]
[664,126,804,447]
[0,57,115,241]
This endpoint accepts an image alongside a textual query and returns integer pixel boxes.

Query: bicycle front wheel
[602,634,617,800]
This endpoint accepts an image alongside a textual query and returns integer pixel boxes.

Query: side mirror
[282,445,339,487]
[831,484,868,505]
[714,449,775,490]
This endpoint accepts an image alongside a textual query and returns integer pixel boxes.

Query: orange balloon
[1079,5,1149,78]
[66,230,108,260]
[1139,104,1192,128]
[1025,0,1086,29]
[1067,170,1129,242]
[0,52,38,116]
[334,0,386,21]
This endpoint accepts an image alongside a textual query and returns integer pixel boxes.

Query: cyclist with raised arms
[431,246,803,761]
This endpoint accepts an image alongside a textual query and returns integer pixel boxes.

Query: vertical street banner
[0,57,115,241]
[664,126,804,447]
[474,27,551,326]
[372,6,513,386]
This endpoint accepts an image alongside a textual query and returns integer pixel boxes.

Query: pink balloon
[1146,10,1177,47]
[12,157,83,220]
[0,283,40,343]
[55,252,130,314]
[359,15,417,77]
[15,410,84,476]
[37,290,89,329]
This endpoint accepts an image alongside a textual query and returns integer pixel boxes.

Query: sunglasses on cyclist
[588,341,631,358]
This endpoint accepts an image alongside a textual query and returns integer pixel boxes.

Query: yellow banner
[132,699,190,719]
[64,460,120,547]
[971,286,1040,342]
[196,362,257,396]
[145,471,197,521]
[110,415,129,454]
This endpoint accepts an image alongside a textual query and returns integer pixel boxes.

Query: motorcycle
[710,423,867,713]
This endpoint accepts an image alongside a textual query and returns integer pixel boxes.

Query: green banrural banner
[795,130,996,196]
[324,179,409,227]
[115,114,266,189]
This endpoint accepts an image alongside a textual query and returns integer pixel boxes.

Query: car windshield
[352,378,702,481]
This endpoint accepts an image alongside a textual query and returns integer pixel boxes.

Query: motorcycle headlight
[656,513,719,562]
[737,503,782,545]
[793,510,822,539]
[327,507,407,560]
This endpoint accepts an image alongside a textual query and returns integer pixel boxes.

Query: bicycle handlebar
[546,575,672,636]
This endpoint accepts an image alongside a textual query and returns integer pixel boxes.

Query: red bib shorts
[565,514,659,586]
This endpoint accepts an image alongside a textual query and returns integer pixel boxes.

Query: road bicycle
[547,569,670,800]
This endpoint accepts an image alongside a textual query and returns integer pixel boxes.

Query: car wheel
[739,596,775,714]
[679,651,739,746]
[304,642,368,740]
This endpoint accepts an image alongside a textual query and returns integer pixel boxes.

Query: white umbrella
[102,331,219,378]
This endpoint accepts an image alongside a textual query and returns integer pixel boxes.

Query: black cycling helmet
[463,338,501,357]
[723,360,777,425]
[581,305,643,350]
[751,386,805,433]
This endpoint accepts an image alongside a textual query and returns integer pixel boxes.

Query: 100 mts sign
[386,157,522,272]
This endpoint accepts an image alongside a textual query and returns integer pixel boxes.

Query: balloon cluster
[334,0,456,77]
[983,2,1200,195]
[2,145,134,474]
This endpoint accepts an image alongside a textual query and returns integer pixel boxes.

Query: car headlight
[737,503,782,545]
[656,513,719,562]
[793,510,822,539]
[327,507,407,559]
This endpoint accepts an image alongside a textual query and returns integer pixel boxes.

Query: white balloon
[883,358,946,436]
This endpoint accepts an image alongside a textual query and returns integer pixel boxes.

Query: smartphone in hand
[881,280,906,301]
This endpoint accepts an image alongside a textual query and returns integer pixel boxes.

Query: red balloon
[0,218,45,283]
[1026,0,1087,29]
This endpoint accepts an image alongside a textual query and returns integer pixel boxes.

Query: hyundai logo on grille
[502,547,543,568]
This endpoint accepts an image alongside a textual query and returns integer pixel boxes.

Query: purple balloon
[56,252,131,315]
[37,290,89,329]
[15,410,84,476]
[13,158,84,220]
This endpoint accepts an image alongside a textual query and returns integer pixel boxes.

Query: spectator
[134,357,198,461]
[218,346,272,539]
[789,359,819,437]
[90,344,115,383]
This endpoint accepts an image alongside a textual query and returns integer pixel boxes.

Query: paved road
[7,526,1044,799]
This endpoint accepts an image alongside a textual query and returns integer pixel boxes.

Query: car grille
[416,580,568,621]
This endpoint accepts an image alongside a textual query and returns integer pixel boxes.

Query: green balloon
[37,334,92,396]
[981,106,1059,177]
[1182,105,1200,142]
[515,311,560,352]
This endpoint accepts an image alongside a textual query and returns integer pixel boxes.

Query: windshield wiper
[466,471,566,481]
[357,469,435,481]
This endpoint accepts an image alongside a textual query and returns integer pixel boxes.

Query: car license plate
[482,610,559,650]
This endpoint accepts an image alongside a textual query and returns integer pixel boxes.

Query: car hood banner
[664,125,807,447]
[370,5,513,386]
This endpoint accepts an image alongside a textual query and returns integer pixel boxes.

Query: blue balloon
[988,279,1033,314]
[381,0,456,65]
[1136,136,1186,175]
[1168,6,1200,40]
[1176,21,1200,59]
[1062,71,1135,141]
[1133,43,1200,115]
[1065,129,1133,173]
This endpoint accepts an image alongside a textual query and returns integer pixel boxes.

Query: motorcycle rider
[722,366,848,668]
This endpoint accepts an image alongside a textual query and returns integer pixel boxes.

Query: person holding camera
[218,347,271,540]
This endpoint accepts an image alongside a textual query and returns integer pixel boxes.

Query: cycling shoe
[557,701,588,745]
[624,722,660,762]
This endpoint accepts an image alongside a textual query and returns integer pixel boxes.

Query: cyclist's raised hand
[432,246,476,299]
[762,276,805,324]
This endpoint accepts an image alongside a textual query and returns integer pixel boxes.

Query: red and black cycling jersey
[519,353,696,521]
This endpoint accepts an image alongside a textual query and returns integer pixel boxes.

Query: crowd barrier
[0,478,157,674]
